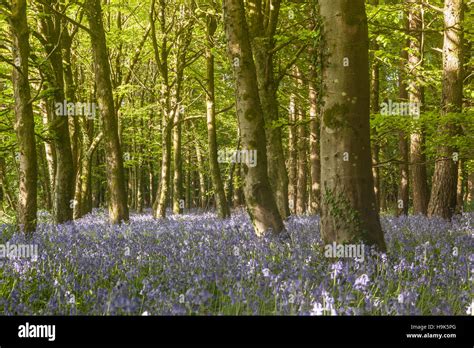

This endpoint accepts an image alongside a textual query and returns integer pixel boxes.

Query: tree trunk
[369,0,381,211]
[10,0,37,234]
[468,171,474,205]
[295,67,307,215]
[397,15,410,217]
[223,0,285,236]
[40,99,55,211]
[206,13,230,219]
[308,35,321,215]
[172,108,183,214]
[86,0,129,223]
[428,0,463,219]
[407,0,429,215]
[38,3,75,224]
[318,0,386,250]
[248,0,290,219]
[195,142,207,210]
[288,92,298,214]
[455,160,464,214]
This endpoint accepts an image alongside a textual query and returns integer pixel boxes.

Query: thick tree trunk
[86,0,129,223]
[10,0,37,234]
[38,3,75,224]
[223,0,285,236]
[428,0,463,219]
[206,13,230,219]
[318,0,386,250]
[407,0,429,215]
[248,0,290,219]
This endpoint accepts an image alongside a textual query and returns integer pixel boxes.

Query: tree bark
[205,12,230,219]
[318,0,386,250]
[223,0,285,236]
[85,0,129,223]
[172,108,183,214]
[295,67,307,215]
[248,0,290,219]
[38,2,75,224]
[369,0,381,211]
[288,92,297,214]
[407,0,429,215]
[10,0,38,234]
[308,32,321,215]
[397,12,410,216]
[428,0,463,219]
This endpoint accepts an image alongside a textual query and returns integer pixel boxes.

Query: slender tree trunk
[206,13,230,219]
[195,142,207,210]
[397,16,410,216]
[369,0,381,211]
[223,0,285,236]
[40,99,54,211]
[407,0,429,215]
[172,108,183,214]
[10,0,37,234]
[428,0,463,219]
[295,67,307,215]
[155,115,172,218]
[0,157,4,206]
[468,171,474,205]
[455,160,464,214]
[86,0,129,223]
[308,35,321,215]
[318,0,386,250]
[288,92,298,214]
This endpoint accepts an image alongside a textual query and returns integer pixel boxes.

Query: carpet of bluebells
[0,208,472,315]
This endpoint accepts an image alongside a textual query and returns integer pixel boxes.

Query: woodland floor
[0,210,472,315]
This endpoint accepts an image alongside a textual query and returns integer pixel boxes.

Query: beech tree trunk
[369,0,381,211]
[248,0,290,219]
[288,92,298,214]
[428,0,463,219]
[10,0,37,234]
[38,2,75,224]
[308,29,321,215]
[295,67,307,215]
[86,0,129,223]
[206,12,230,219]
[318,0,386,250]
[172,108,183,214]
[223,0,285,236]
[397,14,410,216]
[407,0,429,215]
